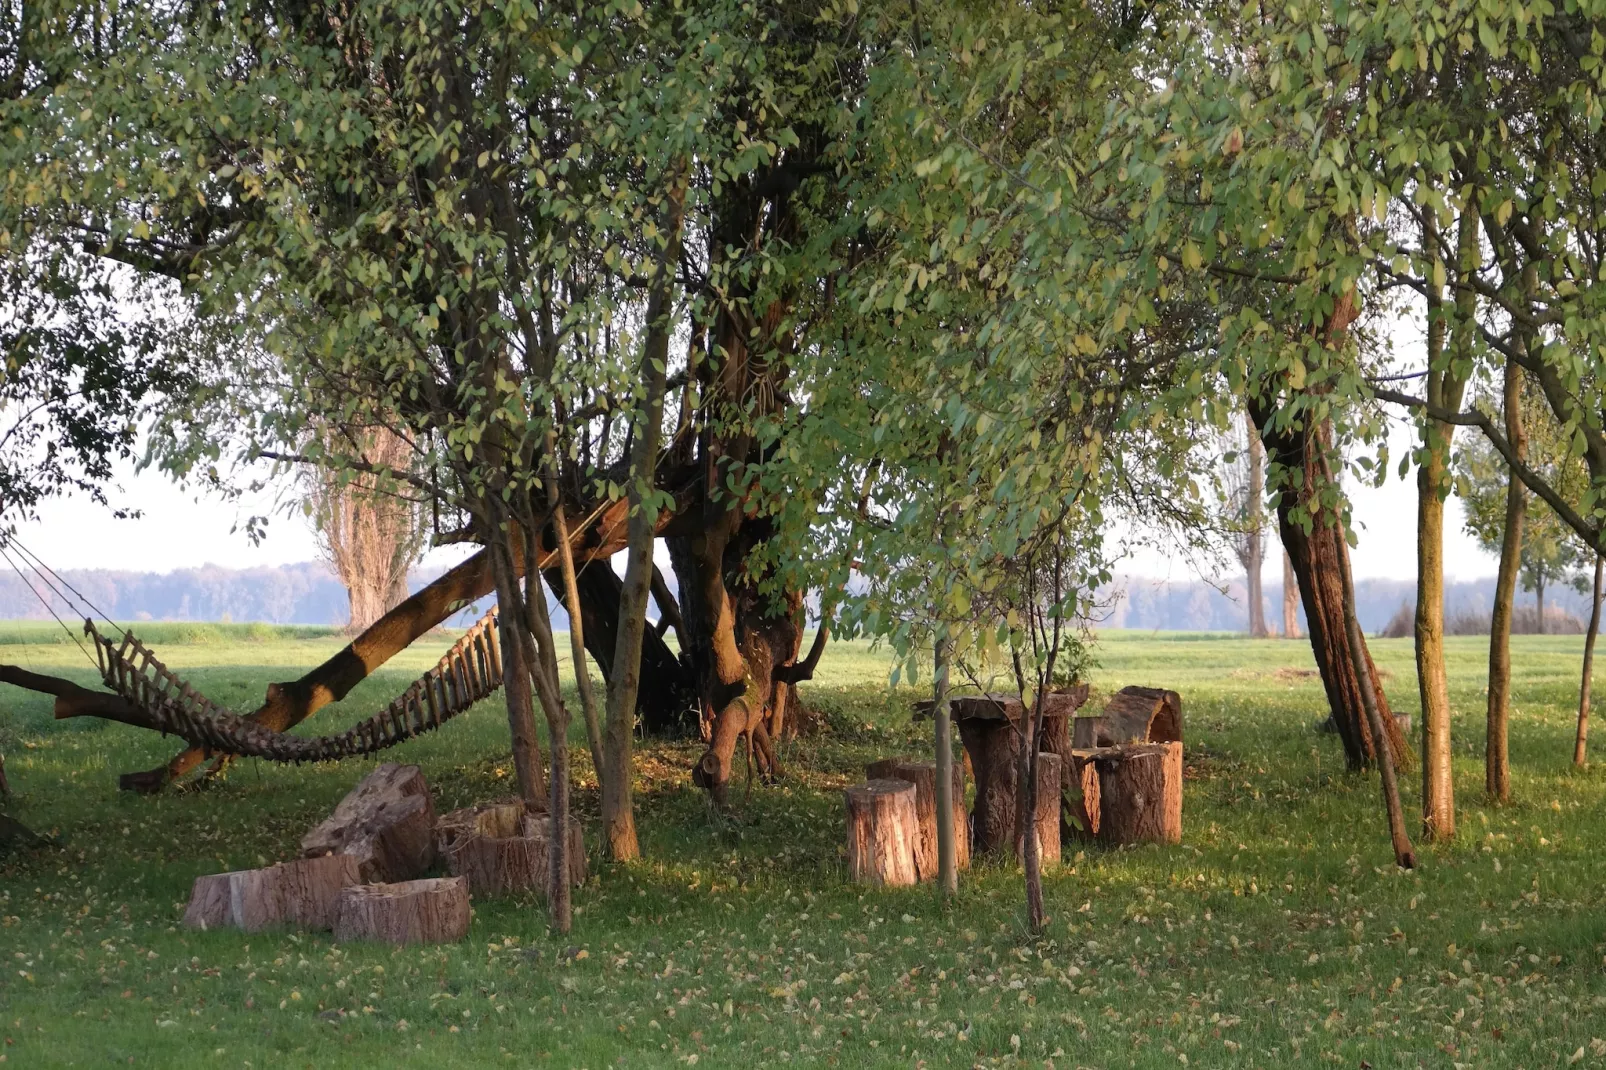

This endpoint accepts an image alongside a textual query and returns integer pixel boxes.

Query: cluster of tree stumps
[181,763,583,945]
[850,685,1185,881]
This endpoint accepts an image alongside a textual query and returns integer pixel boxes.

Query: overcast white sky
[8,406,1495,584]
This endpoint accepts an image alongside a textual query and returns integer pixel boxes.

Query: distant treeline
[1,562,1579,636]
[0,562,497,630]
[1105,574,1594,635]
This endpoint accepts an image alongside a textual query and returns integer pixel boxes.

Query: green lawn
[2,624,1605,1067]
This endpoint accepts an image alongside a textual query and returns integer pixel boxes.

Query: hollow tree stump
[1094,742,1182,845]
[844,779,919,886]
[183,854,361,932]
[1081,687,1183,747]
[864,759,968,878]
[437,801,585,896]
[1016,752,1062,866]
[301,763,436,883]
[333,876,470,945]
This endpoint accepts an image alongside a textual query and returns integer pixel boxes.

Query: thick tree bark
[1252,408,1408,770]
[1283,549,1301,638]
[1575,556,1603,767]
[1488,359,1527,802]
[550,562,697,737]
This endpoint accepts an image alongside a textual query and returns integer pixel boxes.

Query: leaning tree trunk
[1253,409,1408,771]
[545,562,698,737]
[1575,556,1603,767]
[1488,359,1527,803]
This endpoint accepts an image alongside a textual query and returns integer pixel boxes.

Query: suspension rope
[7,537,122,636]
[0,544,97,669]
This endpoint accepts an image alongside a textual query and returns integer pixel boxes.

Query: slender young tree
[1486,360,1528,802]
[1283,550,1301,638]
[1576,556,1603,768]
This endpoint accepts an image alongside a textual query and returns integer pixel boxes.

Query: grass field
[2,623,1605,1068]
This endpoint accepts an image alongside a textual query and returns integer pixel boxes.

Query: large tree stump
[864,759,968,879]
[333,876,470,945]
[437,801,586,896]
[183,854,361,932]
[1017,752,1061,866]
[1094,742,1182,846]
[300,763,437,883]
[844,779,919,886]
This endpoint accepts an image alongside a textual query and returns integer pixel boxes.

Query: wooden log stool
[1074,686,1182,748]
[864,759,969,878]
[333,876,471,945]
[844,779,919,886]
[437,800,586,897]
[183,854,361,932]
[300,762,437,883]
[1093,741,1182,845]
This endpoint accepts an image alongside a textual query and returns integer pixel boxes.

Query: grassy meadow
[2,621,1605,1067]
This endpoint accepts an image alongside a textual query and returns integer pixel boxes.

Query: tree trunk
[1575,556,1602,767]
[309,425,423,633]
[1338,538,1416,869]
[1246,427,1268,637]
[491,538,546,813]
[184,855,361,932]
[1488,359,1527,802]
[1536,576,1546,635]
[550,562,697,737]
[1252,408,1408,770]
[603,167,687,861]
[933,632,958,896]
[1283,549,1301,638]
[1415,209,1474,844]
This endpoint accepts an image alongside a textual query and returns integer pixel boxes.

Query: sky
[7,410,1496,584]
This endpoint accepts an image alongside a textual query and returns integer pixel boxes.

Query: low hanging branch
[1371,385,1604,554]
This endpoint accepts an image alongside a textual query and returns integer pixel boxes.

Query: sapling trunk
[546,450,606,782]
[1575,556,1603,767]
[933,631,958,897]
[1487,359,1527,802]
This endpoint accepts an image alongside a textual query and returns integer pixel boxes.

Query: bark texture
[300,762,436,883]
[1251,406,1408,771]
[438,802,586,898]
[333,877,470,945]
[844,779,919,886]
[183,855,361,932]
[1093,742,1182,846]
[1487,359,1527,802]
[1283,550,1301,638]
[863,759,968,880]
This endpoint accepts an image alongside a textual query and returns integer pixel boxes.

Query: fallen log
[183,854,361,932]
[844,779,919,887]
[301,763,437,883]
[334,877,471,945]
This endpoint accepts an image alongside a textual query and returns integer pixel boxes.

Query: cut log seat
[183,854,361,932]
[844,779,919,886]
[333,877,470,945]
[300,762,437,883]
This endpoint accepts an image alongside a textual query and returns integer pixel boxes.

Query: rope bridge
[83,610,504,763]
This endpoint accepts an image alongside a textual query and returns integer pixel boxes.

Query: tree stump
[844,779,919,886]
[1094,742,1182,846]
[864,759,968,878]
[437,801,586,897]
[1065,749,1102,841]
[300,763,437,883]
[1090,687,1183,746]
[183,854,361,932]
[333,876,470,945]
[1017,752,1062,866]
